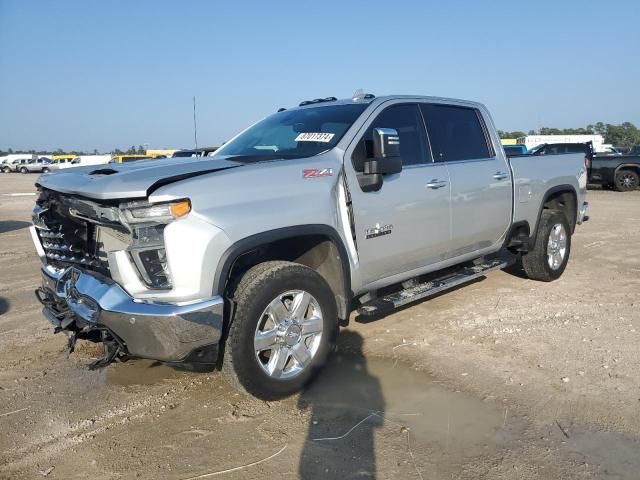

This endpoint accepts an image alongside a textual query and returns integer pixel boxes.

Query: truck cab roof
[289,94,485,111]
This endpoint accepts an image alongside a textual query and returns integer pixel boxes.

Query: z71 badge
[303,168,333,179]
[365,223,393,239]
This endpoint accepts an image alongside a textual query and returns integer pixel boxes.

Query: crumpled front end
[35,264,223,365]
[31,188,226,366]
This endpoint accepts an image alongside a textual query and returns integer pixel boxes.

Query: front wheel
[42,167,50,173]
[521,210,571,282]
[223,261,337,399]
[614,169,638,192]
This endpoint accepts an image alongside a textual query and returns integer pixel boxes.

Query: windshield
[527,144,544,154]
[214,103,368,161]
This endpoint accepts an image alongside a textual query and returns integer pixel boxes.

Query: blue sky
[1,0,638,152]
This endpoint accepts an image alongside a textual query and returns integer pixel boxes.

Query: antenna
[193,96,199,150]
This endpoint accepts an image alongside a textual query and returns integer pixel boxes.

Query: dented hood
[36,157,242,200]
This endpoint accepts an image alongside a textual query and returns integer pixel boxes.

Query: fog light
[132,248,172,289]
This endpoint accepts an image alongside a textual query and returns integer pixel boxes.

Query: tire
[521,210,571,282]
[614,169,639,192]
[20,167,28,174]
[223,261,338,400]
[42,167,50,173]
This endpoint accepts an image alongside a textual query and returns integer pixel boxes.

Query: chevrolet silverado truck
[31,94,589,399]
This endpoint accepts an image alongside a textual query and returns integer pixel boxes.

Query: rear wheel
[19,167,28,174]
[614,169,638,192]
[521,210,571,282]
[223,261,337,399]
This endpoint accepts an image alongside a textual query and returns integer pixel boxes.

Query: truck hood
[36,157,242,201]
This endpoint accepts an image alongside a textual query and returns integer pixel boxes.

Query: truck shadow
[297,331,384,479]
[502,257,528,279]
[0,297,9,316]
[0,220,31,234]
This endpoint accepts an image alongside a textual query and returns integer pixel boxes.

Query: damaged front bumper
[36,264,224,364]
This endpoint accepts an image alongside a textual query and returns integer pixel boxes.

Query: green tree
[605,122,640,149]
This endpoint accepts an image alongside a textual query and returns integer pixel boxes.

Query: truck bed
[508,152,588,234]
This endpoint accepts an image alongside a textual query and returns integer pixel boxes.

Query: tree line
[0,145,149,156]
[498,121,640,149]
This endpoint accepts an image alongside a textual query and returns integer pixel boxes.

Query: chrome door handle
[426,179,448,189]
[493,172,509,181]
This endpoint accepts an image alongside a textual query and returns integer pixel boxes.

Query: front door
[345,102,452,287]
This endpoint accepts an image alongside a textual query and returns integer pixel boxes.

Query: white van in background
[49,155,110,171]
[517,135,605,153]
[69,155,111,167]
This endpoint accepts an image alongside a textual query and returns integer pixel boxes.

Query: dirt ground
[1,174,639,480]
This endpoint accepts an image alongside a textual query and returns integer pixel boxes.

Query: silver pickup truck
[31,94,588,399]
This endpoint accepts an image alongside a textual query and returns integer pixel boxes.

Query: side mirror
[357,128,402,192]
[364,128,402,175]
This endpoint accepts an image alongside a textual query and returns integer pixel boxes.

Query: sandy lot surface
[1,174,639,479]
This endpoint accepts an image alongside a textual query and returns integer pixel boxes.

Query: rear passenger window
[568,144,585,153]
[352,104,430,170]
[420,104,491,162]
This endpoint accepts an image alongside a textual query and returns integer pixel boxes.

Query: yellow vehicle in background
[110,154,163,164]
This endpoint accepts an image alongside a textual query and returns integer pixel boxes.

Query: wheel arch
[614,163,640,176]
[530,184,578,249]
[214,225,352,323]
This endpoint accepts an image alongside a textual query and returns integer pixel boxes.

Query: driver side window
[352,104,431,171]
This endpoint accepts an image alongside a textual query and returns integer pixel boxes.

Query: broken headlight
[120,200,191,290]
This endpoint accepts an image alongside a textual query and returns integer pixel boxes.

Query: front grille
[34,190,115,276]
[38,227,107,271]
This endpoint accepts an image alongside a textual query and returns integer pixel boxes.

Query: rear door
[420,104,512,255]
[346,103,451,285]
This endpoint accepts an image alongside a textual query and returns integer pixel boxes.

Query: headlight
[119,199,191,290]
[122,199,191,224]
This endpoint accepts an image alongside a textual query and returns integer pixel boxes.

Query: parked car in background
[0,157,10,172]
[8,158,31,172]
[32,93,588,399]
[2,154,34,172]
[598,145,622,155]
[589,153,640,191]
[21,157,52,173]
[48,157,75,170]
[527,142,591,156]
[503,144,528,155]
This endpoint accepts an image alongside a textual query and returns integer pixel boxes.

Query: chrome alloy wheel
[547,223,567,270]
[254,290,323,380]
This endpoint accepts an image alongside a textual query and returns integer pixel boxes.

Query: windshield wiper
[225,154,301,163]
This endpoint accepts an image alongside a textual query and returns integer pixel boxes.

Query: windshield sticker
[295,132,335,143]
